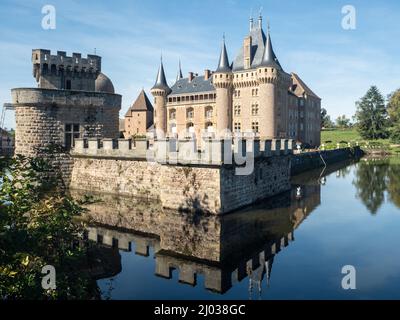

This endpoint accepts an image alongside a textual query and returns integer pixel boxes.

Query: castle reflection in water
[74,161,352,297]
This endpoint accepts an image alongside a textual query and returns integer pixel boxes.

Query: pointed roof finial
[258,6,263,28]
[151,55,171,93]
[176,59,183,82]
[216,34,231,73]
[250,8,254,31]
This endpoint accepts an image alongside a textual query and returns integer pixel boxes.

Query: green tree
[387,89,400,143]
[353,160,388,214]
[335,115,351,128]
[321,108,334,128]
[0,155,99,299]
[355,86,389,139]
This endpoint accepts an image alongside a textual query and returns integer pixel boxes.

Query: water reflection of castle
[78,162,351,296]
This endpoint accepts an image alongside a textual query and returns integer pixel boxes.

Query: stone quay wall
[70,137,294,215]
[290,147,364,176]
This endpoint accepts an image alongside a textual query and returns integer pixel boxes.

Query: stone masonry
[69,137,293,214]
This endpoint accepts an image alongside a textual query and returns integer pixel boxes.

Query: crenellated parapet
[71,137,294,165]
[213,73,234,89]
[32,49,101,78]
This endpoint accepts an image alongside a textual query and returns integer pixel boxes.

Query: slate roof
[216,40,231,73]
[232,26,266,71]
[291,73,320,99]
[259,31,282,70]
[232,25,283,71]
[170,75,215,95]
[152,60,171,93]
[125,90,154,117]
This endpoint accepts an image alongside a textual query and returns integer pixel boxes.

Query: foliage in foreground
[0,155,98,299]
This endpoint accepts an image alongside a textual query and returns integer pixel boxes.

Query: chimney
[188,72,194,82]
[204,69,211,80]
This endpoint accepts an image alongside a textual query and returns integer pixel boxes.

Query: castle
[148,16,321,147]
[13,49,121,156]
[9,16,323,214]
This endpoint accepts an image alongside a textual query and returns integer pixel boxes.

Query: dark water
[83,157,400,300]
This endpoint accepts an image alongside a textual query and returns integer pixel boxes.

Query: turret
[257,25,288,138]
[151,58,171,137]
[213,37,233,137]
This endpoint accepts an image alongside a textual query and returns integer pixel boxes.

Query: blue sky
[1,0,399,129]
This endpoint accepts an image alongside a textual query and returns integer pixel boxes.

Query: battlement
[86,224,294,293]
[32,49,101,73]
[32,49,101,91]
[71,137,294,165]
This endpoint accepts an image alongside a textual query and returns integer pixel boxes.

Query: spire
[176,59,183,82]
[152,56,171,93]
[216,35,231,73]
[259,25,282,70]
[249,14,254,31]
[258,7,263,28]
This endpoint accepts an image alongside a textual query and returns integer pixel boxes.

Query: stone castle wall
[70,137,293,214]
[12,88,121,157]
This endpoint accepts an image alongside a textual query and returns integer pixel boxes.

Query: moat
[81,157,400,300]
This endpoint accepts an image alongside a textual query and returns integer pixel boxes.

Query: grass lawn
[321,128,400,153]
[321,129,362,145]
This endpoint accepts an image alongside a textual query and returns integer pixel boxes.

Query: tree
[387,89,400,143]
[321,108,334,128]
[335,115,351,128]
[0,155,99,299]
[355,86,389,140]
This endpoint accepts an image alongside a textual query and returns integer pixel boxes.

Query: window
[251,104,259,116]
[186,122,194,133]
[252,121,259,133]
[170,123,177,134]
[234,90,241,98]
[205,122,214,132]
[65,123,80,150]
[186,107,194,119]
[205,106,213,118]
[66,79,71,90]
[51,64,57,74]
[234,105,241,116]
[169,109,176,120]
[42,63,48,74]
[234,122,241,132]
[252,88,259,97]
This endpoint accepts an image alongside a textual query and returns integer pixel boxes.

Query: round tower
[213,38,233,137]
[151,58,171,138]
[257,27,285,139]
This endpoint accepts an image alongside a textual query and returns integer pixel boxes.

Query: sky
[0,0,399,129]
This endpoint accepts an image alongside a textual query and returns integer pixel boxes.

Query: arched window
[205,122,214,132]
[186,122,195,133]
[186,107,194,119]
[170,123,177,134]
[169,109,176,120]
[205,106,213,118]
[51,64,57,74]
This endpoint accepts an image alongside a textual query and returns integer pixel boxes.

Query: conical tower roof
[152,58,171,93]
[215,37,231,73]
[259,27,282,70]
